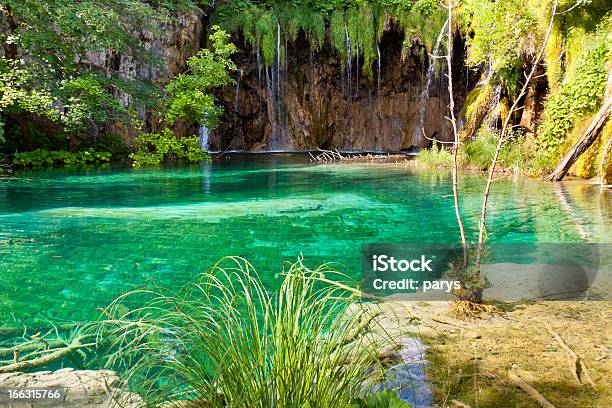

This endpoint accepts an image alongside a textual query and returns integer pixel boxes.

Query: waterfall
[416,19,449,145]
[266,67,277,147]
[234,69,242,115]
[276,19,281,101]
[344,21,351,97]
[266,65,282,149]
[376,43,382,98]
[355,38,359,97]
[484,84,502,129]
[198,124,210,151]
[256,49,261,87]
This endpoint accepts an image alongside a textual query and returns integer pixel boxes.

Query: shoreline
[371,298,611,407]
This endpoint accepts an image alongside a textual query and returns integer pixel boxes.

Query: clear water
[1,155,610,328]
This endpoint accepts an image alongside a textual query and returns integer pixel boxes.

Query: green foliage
[130,129,209,166]
[214,0,441,78]
[91,133,131,161]
[0,0,202,144]
[165,26,237,127]
[463,131,498,170]
[99,257,395,407]
[13,148,111,167]
[536,15,610,157]
[349,390,412,407]
[0,61,58,122]
[60,74,127,134]
[461,0,538,91]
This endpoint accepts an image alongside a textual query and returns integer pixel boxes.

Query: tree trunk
[2,5,19,60]
[11,114,34,151]
[547,70,612,182]
[545,103,611,181]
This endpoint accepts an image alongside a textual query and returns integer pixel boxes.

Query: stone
[0,369,143,408]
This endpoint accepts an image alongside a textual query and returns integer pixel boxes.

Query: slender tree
[442,0,468,266]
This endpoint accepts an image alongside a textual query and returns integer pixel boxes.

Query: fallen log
[547,70,612,181]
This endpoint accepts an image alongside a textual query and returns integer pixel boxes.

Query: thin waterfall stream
[355,38,359,97]
[344,21,351,97]
[377,43,382,99]
[416,19,449,145]
[234,69,242,115]
[484,84,502,129]
[198,124,210,151]
[276,19,281,101]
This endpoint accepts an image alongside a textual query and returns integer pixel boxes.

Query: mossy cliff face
[209,25,478,151]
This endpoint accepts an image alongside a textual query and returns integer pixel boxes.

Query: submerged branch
[0,334,94,373]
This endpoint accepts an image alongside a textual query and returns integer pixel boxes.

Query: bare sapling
[443,0,468,267]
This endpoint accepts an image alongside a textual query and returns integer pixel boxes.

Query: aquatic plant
[415,141,454,168]
[98,257,399,407]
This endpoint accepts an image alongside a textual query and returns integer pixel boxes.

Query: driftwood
[0,323,76,336]
[547,70,612,182]
[309,148,397,163]
[543,321,595,387]
[508,369,556,408]
[0,334,95,373]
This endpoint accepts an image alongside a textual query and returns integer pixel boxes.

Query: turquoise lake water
[0,154,610,327]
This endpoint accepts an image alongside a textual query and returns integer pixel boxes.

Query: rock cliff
[210,24,478,151]
[101,12,480,152]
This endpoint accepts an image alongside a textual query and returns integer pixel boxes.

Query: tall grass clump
[465,129,531,173]
[416,141,454,168]
[98,257,399,407]
[417,131,532,174]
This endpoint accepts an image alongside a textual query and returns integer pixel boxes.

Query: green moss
[213,0,441,76]
[258,14,278,65]
[544,25,564,91]
[461,83,486,121]
[536,14,610,160]
[330,11,347,65]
